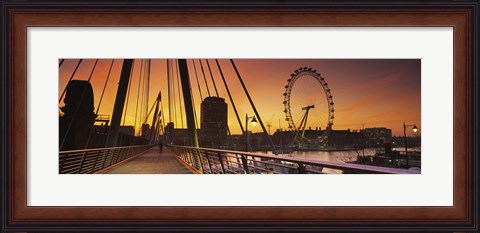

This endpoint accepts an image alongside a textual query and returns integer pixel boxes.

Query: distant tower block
[59,80,97,151]
[200,97,228,147]
[141,123,151,139]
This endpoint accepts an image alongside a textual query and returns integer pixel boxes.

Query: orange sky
[59,59,421,136]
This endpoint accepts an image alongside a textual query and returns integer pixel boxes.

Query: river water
[261,149,374,162]
[255,147,418,173]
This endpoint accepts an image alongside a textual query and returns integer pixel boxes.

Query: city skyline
[59,59,421,137]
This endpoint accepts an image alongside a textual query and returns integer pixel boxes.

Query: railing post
[111,148,118,165]
[297,163,306,174]
[195,148,204,173]
[235,154,242,173]
[217,152,226,174]
[77,151,88,173]
[204,151,213,174]
[101,149,109,169]
[241,155,250,174]
[91,152,101,173]
[252,156,259,174]
[185,148,191,165]
[59,154,69,173]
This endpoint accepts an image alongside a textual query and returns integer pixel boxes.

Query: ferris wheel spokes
[283,67,334,146]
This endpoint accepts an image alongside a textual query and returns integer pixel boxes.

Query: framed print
[1,0,479,232]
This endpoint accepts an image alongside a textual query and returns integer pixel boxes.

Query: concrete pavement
[103,146,193,174]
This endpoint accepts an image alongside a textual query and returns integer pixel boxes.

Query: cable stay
[139,59,148,135]
[192,60,204,101]
[215,59,245,135]
[167,59,172,123]
[59,59,83,103]
[122,60,135,126]
[230,59,278,155]
[171,59,177,128]
[59,59,99,150]
[214,59,249,151]
[199,59,211,97]
[144,59,151,125]
[175,60,185,129]
[160,99,167,143]
[148,92,161,143]
[83,59,115,149]
[143,98,158,125]
[205,59,219,97]
[133,59,145,136]
[95,59,115,116]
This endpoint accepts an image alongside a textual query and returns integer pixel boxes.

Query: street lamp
[403,123,418,169]
[245,114,257,152]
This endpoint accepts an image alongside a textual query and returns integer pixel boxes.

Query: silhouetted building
[391,136,421,148]
[59,80,97,151]
[119,126,135,136]
[362,127,392,147]
[163,122,191,145]
[200,97,228,147]
[87,125,147,148]
[165,122,174,144]
[141,123,151,139]
[326,129,365,148]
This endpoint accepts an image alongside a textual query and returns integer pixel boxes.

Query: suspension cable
[171,60,177,127]
[139,59,148,133]
[205,59,219,97]
[214,59,240,148]
[160,100,166,143]
[167,59,172,123]
[143,99,157,124]
[175,60,185,128]
[95,59,115,115]
[215,59,245,134]
[133,59,144,136]
[122,60,135,126]
[83,59,115,149]
[192,60,204,100]
[59,59,83,103]
[59,59,99,150]
[230,59,278,154]
[199,59,211,97]
[145,59,151,123]
[59,59,65,67]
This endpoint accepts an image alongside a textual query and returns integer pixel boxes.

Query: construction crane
[265,114,274,135]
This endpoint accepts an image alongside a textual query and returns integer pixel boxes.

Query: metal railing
[59,144,155,174]
[167,145,420,174]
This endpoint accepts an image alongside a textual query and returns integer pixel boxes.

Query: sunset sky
[59,59,421,137]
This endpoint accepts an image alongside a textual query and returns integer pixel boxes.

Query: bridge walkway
[102,146,193,174]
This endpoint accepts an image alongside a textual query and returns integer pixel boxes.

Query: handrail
[167,145,419,174]
[59,144,152,154]
[59,144,155,174]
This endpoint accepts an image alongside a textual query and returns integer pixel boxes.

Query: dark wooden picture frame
[1,1,479,232]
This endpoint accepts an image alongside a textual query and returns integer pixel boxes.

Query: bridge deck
[102,146,193,174]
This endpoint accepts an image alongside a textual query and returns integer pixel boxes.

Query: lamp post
[245,114,257,152]
[403,123,418,169]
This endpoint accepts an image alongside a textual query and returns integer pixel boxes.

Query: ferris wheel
[282,67,334,144]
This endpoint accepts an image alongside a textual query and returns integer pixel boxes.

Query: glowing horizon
[59,59,421,137]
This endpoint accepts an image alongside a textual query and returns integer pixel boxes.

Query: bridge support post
[241,155,250,174]
[178,59,203,173]
[105,59,133,148]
